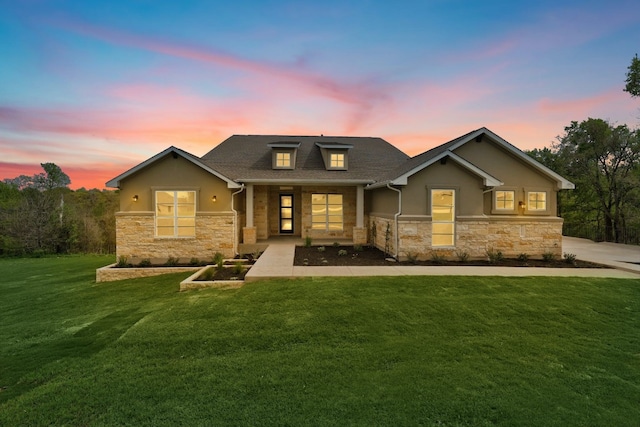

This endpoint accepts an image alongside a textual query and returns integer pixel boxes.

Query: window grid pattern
[155,190,196,237]
[495,190,515,210]
[276,152,291,168]
[528,191,547,211]
[311,194,343,230]
[432,189,455,247]
[330,153,345,168]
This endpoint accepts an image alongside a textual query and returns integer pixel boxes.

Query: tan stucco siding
[454,140,558,215]
[117,154,233,212]
[369,187,399,215]
[402,161,485,216]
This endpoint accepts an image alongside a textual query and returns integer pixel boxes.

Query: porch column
[246,184,254,227]
[353,185,367,244]
[356,185,364,228]
[243,184,257,244]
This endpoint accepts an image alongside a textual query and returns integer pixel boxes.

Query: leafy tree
[554,118,640,243]
[624,53,640,98]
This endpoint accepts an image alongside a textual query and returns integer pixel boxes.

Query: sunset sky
[1,0,639,189]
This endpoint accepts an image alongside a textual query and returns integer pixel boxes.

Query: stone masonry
[116,212,236,263]
[369,215,563,260]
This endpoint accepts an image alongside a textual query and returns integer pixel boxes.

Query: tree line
[0,163,118,256]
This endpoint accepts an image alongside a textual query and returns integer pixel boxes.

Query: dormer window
[268,142,300,170]
[330,153,345,168]
[316,142,352,170]
[276,152,291,168]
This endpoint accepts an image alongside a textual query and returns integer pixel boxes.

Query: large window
[155,190,196,237]
[312,194,343,230]
[495,190,515,210]
[431,189,455,247]
[527,191,547,211]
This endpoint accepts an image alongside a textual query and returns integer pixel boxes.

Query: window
[155,191,196,237]
[312,194,343,231]
[330,153,345,168]
[495,190,515,210]
[432,189,455,247]
[276,152,291,168]
[527,191,547,211]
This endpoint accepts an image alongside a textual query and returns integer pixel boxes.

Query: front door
[279,194,294,233]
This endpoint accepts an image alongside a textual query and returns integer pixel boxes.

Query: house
[106,127,574,263]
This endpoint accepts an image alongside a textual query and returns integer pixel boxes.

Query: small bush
[213,252,225,270]
[430,251,446,265]
[542,251,557,263]
[116,255,130,268]
[353,244,363,252]
[455,250,469,263]
[252,249,263,260]
[333,242,340,247]
[563,253,577,265]
[304,236,312,247]
[338,249,348,256]
[189,257,200,266]
[517,253,530,262]
[318,246,326,252]
[232,261,245,275]
[138,258,152,267]
[486,248,504,264]
[165,256,179,266]
[406,252,418,264]
[200,268,215,281]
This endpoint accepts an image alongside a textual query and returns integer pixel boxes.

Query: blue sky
[1,0,638,188]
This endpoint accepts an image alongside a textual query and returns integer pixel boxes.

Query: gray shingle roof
[200,135,410,183]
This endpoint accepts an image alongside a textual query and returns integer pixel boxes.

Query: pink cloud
[48,17,394,132]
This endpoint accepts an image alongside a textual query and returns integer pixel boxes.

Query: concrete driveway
[563,236,640,275]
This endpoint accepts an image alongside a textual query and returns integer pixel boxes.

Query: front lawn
[1,256,638,426]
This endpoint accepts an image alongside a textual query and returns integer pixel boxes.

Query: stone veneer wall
[115,211,236,262]
[369,214,563,260]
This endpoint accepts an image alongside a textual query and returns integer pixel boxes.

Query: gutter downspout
[386,183,401,260]
[230,184,245,256]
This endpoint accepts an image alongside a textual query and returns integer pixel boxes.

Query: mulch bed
[294,245,607,268]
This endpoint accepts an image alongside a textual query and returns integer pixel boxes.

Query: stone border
[179,266,246,291]
[96,263,202,283]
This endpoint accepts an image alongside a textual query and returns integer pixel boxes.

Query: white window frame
[431,189,455,247]
[155,190,196,238]
[311,193,343,231]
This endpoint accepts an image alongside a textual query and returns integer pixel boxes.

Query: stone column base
[243,227,257,245]
[352,227,367,245]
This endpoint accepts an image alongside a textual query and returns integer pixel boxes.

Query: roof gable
[106,146,240,189]
[373,127,574,190]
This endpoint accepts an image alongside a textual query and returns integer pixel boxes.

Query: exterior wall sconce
[212,195,217,202]
[518,201,525,208]
[133,195,139,202]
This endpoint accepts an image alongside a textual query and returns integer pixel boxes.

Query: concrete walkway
[245,237,640,282]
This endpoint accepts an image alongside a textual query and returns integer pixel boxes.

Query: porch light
[518,201,525,208]
[132,195,138,202]
[212,195,217,202]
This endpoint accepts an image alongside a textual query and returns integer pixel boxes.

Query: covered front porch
[238,183,367,246]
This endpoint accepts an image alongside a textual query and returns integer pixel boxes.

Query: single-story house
[106,127,574,262]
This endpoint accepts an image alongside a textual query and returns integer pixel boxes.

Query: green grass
[1,256,639,426]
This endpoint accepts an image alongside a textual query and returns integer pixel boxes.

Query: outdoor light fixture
[133,195,139,202]
[519,201,525,208]
[212,195,217,202]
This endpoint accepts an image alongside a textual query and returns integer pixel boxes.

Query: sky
[1,0,639,190]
